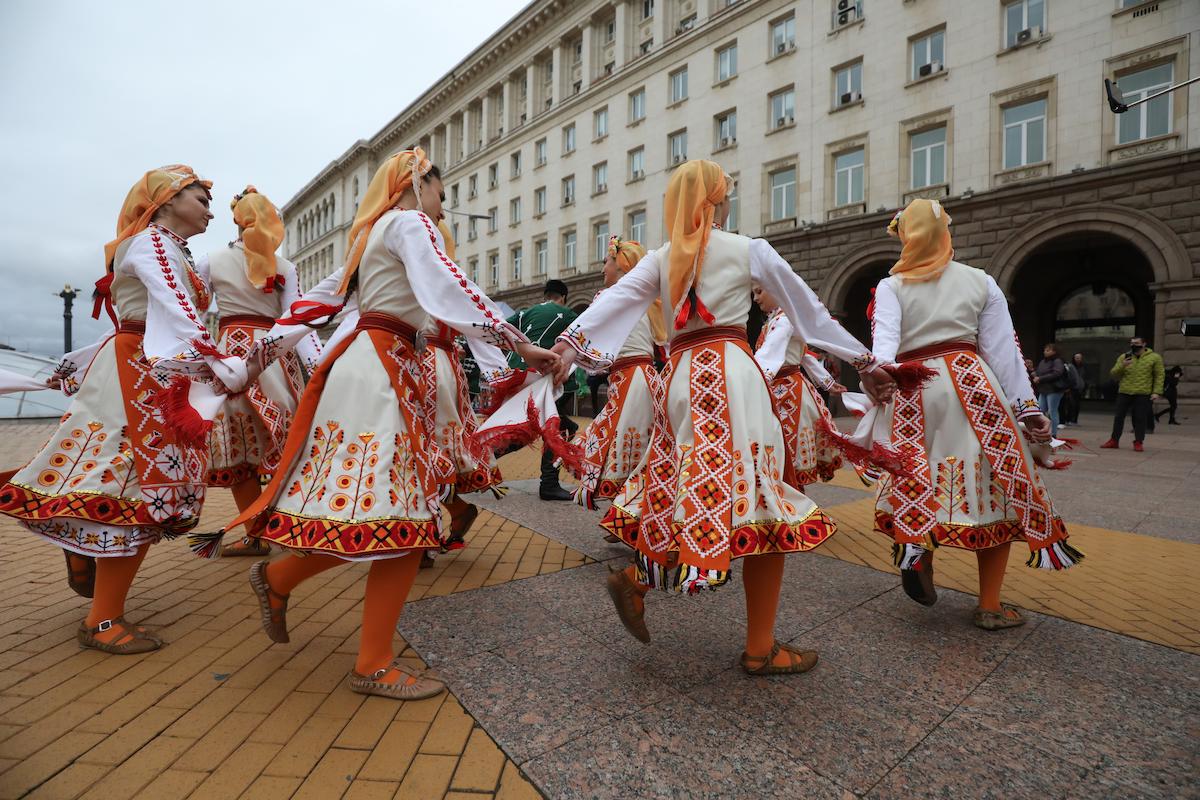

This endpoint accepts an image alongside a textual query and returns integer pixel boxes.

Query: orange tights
[265,552,422,681]
[230,477,263,534]
[975,542,1011,612]
[86,544,151,644]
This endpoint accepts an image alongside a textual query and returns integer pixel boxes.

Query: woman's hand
[515,342,559,375]
[550,341,578,386]
[829,382,847,395]
[858,367,896,404]
[1022,413,1051,442]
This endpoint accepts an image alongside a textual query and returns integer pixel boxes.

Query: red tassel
[543,416,586,478]
[191,338,225,359]
[157,375,212,447]
[278,300,344,326]
[815,416,918,479]
[884,362,940,392]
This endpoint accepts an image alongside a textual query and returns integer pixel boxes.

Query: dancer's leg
[743,552,792,667]
[976,543,1012,612]
[355,554,422,682]
[87,544,151,644]
[231,477,263,530]
[263,553,344,611]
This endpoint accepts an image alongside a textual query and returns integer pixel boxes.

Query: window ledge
[996,32,1052,57]
[666,98,688,110]
[830,98,865,114]
[905,68,949,89]
[591,189,609,198]
[593,135,609,145]
[562,149,576,158]
[628,118,645,128]
[827,202,866,221]
[533,212,546,219]
[535,161,547,170]
[668,158,689,171]
[509,222,521,228]
[561,201,576,208]
[626,175,645,185]
[767,46,797,64]
[903,184,949,204]
[766,122,797,136]
[1106,132,1180,164]
[827,16,865,37]
[763,218,797,234]
[712,75,738,89]
[1112,0,1171,19]
[713,141,738,154]
[560,267,578,277]
[993,160,1052,186]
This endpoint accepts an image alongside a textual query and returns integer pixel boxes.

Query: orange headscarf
[663,160,727,329]
[887,198,954,282]
[338,148,434,293]
[231,186,285,291]
[609,235,667,344]
[104,164,212,271]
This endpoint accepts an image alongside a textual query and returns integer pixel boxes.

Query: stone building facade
[283,0,1199,403]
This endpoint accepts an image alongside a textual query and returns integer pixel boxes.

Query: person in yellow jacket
[1100,336,1164,452]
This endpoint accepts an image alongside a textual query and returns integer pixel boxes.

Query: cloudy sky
[0,0,528,355]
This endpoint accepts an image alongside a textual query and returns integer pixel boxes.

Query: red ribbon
[260,274,286,294]
[92,273,117,326]
[277,299,343,326]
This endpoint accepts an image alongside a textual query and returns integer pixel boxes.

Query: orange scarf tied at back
[888,198,954,282]
[663,161,727,330]
[437,218,457,262]
[609,235,668,344]
[338,148,434,294]
[231,186,285,292]
[104,164,212,272]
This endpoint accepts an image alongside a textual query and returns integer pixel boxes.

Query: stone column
[695,0,708,25]
[459,112,469,162]
[502,77,514,133]
[550,44,563,108]
[614,1,628,69]
[580,23,593,92]
[651,3,666,49]
[524,63,535,123]
[481,93,493,143]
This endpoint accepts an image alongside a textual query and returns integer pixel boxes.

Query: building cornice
[282,140,370,215]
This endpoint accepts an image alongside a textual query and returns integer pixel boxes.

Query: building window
[771,15,795,56]
[487,207,498,233]
[910,29,946,81]
[727,178,739,231]
[593,220,610,264]
[563,123,576,153]
[769,167,796,221]
[1002,98,1046,168]
[835,61,863,107]
[834,148,865,206]
[716,43,738,82]
[511,151,522,177]
[488,252,499,286]
[594,107,609,139]
[1004,0,1044,48]
[572,40,583,64]
[452,222,460,246]
[488,163,499,189]
[593,162,608,194]
[535,239,548,275]
[715,111,737,148]
[511,245,523,284]
[468,174,478,198]
[605,19,616,43]
[770,88,795,129]
[629,209,647,242]
[535,138,548,167]
[677,13,697,34]
[450,183,460,207]
[641,0,654,19]
[535,186,547,216]
[1116,63,1173,144]
[628,147,645,180]
[669,67,688,103]
[629,88,647,122]
[910,126,947,189]
[468,217,478,240]
[510,197,521,225]
[562,230,577,271]
[562,175,576,206]
[468,257,478,284]
[669,130,688,165]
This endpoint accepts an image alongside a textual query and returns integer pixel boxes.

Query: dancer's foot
[348,658,445,700]
[441,503,478,552]
[222,536,271,557]
[603,533,620,543]
[420,551,436,569]
[900,550,938,606]
[64,551,95,598]
[249,561,289,643]
[78,617,162,654]
[741,641,818,675]
[973,603,1026,630]
[605,566,650,643]
[539,484,573,501]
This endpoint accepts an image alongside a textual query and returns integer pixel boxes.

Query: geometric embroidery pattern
[886,369,939,546]
[674,344,734,564]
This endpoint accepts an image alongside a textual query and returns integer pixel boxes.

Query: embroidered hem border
[256,509,441,557]
[874,509,1028,551]
[0,481,198,535]
[206,463,261,488]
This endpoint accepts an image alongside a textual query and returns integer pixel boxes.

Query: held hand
[829,382,848,395]
[515,343,559,375]
[1022,413,1052,442]
[859,367,896,405]
[552,347,578,387]
[1151,394,1162,403]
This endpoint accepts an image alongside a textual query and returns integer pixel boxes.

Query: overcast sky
[0,0,528,355]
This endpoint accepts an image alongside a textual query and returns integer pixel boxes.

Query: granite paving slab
[474,479,622,561]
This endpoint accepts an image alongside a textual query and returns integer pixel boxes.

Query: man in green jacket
[507,279,579,500]
[1101,336,1164,452]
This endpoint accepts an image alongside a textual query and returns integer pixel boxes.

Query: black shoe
[1169,420,1181,425]
[900,551,938,607]
[539,484,573,501]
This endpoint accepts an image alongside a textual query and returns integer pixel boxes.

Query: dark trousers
[1155,390,1178,423]
[541,394,580,486]
[1061,388,1082,424]
[1111,393,1152,443]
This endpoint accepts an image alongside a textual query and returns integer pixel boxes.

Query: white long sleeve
[382,211,527,350]
[802,353,836,390]
[870,278,902,364]
[753,312,791,380]
[558,249,661,370]
[121,233,217,362]
[246,266,352,377]
[749,239,877,371]
[278,259,323,373]
[978,276,1039,417]
[467,337,516,385]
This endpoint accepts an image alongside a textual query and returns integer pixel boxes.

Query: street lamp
[56,284,80,354]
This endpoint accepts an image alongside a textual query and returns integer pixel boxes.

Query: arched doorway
[1008,233,1155,402]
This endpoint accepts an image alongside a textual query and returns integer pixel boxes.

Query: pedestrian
[550,160,896,674]
[1032,343,1067,437]
[1154,366,1183,426]
[507,279,579,500]
[1061,353,1086,426]
[871,199,1081,631]
[1100,336,1164,452]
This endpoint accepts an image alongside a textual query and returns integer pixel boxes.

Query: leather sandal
[249,561,290,643]
[77,617,162,655]
[900,550,938,607]
[347,659,446,700]
[64,551,96,599]
[974,603,1027,631]
[441,503,478,552]
[740,641,819,675]
[603,534,621,543]
[222,536,271,557]
[605,566,650,644]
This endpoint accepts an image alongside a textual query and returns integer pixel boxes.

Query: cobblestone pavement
[1,411,1196,799]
